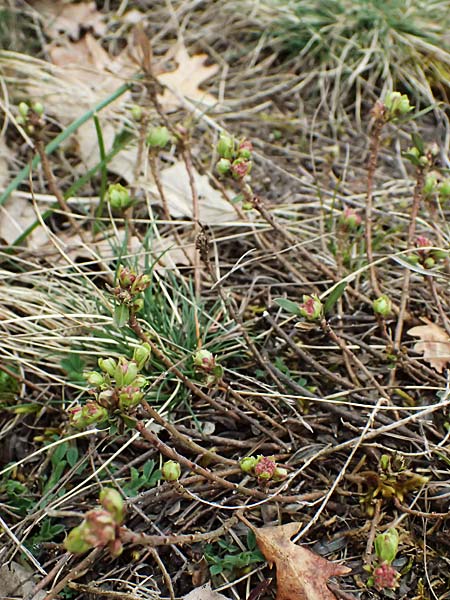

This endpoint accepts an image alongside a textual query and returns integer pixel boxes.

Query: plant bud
[131,105,143,121]
[81,401,109,426]
[118,386,143,410]
[132,297,144,312]
[85,510,116,546]
[254,456,276,481]
[340,207,361,230]
[423,173,438,195]
[133,375,147,388]
[372,563,400,591]
[100,488,124,524]
[98,357,117,376]
[133,343,151,370]
[193,349,215,371]
[372,295,392,317]
[18,102,29,117]
[231,158,251,179]
[237,139,253,159]
[117,265,136,289]
[385,91,412,117]
[217,133,235,159]
[273,466,288,481]
[147,126,170,148]
[374,528,399,565]
[162,460,181,481]
[439,178,450,197]
[84,371,105,387]
[123,361,139,386]
[32,102,44,116]
[106,183,132,210]
[216,158,231,175]
[239,456,257,473]
[418,155,429,167]
[130,273,151,294]
[298,295,323,321]
[64,522,92,554]
[424,257,435,269]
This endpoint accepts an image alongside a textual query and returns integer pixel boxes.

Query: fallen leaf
[0,561,46,599]
[31,0,106,39]
[158,42,219,112]
[149,160,237,224]
[183,582,230,600]
[0,195,48,249]
[408,318,450,373]
[255,522,350,600]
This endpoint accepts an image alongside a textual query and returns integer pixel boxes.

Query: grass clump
[260,0,450,111]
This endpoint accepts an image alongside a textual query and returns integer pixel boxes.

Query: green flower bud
[424,257,435,269]
[117,265,136,289]
[240,456,257,473]
[273,466,288,481]
[81,401,109,426]
[64,523,93,554]
[100,488,124,524]
[340,207,361,230]
[133,343,151,370]
[131,105,143,121]
[439,178,450,197]
[32,102,44,116]
[193,349,215,370]
[147,126,170,148]
[237,139,253,160]
[216,158,231,175]
[217,133,235,159]
[130,273,151,294]
[423,173,438,195]
[118,386,143,410]
[385,91,413,117]
[431,249,448,261]
[162,460,181,481]
[419,155,429,167]
[98,357,117,377]
[374,528,399,565]
[84,371,105,387]
[254,456,276,480]
[106,183,132,210]
[372,295,392,317]
[134,375,147,388]
[18,102,29,118]
[298,294,323,321]
[132,297,144,312]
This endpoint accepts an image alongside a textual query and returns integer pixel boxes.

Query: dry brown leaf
[149,160,236,224]
[255,522,350,600]
[31,0,106,39]
[408,317,450,373]
[183,583,230,600]
[157,42,219,112]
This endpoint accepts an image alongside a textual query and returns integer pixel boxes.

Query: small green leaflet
[323,282,347,314]
[274,298,301,315]
[114,304,129,327]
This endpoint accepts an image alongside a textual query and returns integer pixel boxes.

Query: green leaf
[51,442,68,466]
[411,132,425,154]
[403,152,421,166]
[323,282,347,314]
[66,446,79,468]
[210,564,223,576]
[274,298,300,315]
[114,304,130,327]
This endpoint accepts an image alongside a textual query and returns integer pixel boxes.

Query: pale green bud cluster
[216,135,253,181]
[106,183,132,211]
[162,460,181,481]
[192,349,223,387]
[147,126,171,148]
[372,294,392,317]
[16,100,45,132]
[64,488,124,556]
[239,455,287,483]
[298,294,323,321]
[111,265,152,322]
[384,91,413,119]
[69,344,151,429]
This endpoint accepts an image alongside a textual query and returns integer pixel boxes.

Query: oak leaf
[255,522,350,600]
[157,42,219,112]
[31,0,106,40]
[408,318,450,373]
